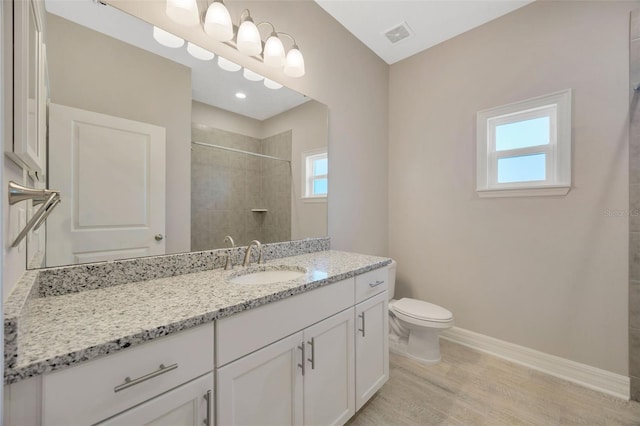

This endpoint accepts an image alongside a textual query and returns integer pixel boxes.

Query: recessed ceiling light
[235,92,247,99]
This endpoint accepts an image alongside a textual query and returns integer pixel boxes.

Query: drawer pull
[114,363,178,393]
[358,312,366,337]
[369,280,385,288]
[307,337,315,370]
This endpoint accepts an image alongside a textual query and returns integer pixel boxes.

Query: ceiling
[44,0,309,121]
[315,0,534,64]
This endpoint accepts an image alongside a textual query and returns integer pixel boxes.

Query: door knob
[155,234,164,241]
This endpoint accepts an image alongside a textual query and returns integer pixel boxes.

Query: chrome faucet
[243,240,264,267]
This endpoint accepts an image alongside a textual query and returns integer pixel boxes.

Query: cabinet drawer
[42,323,214,426]
[216,278,354,367]
[355,267,388,304]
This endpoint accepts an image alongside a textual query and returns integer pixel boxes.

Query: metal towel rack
[8,181,61,247]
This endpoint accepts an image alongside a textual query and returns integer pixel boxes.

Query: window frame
[302,149,327,201]
[476,89,572,198]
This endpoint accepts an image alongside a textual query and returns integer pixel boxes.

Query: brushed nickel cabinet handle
[307,337,315,370]
[203,390,212,426]
[369,280,385,288]
[155,234,164,241]
[298,343,306,376]
[358,312,366,337]
[113,363,178,393]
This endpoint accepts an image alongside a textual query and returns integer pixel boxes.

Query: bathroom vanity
[3,244,390,425]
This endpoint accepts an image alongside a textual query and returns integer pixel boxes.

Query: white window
[476,89,572,197]
[303,150,327,200]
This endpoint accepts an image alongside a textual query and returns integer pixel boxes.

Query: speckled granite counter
[4,250,390,384]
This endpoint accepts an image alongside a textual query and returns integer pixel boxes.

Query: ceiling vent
[383,22,413,44]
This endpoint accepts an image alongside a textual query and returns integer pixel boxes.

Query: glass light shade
[165,0,200,26]
[187,43,215,61]
[264,78,283,89]
[204,2,233,41]
[263,34,285,67]
[236,18,262,56]
[152,26,185,48]
[218,56,241,72]
[284,47,305,77]
[243,68,264,82]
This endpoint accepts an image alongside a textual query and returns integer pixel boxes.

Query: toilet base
[407,327,442,364]
[388,332,442,365]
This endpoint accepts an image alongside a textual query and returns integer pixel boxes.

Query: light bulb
[263,33,285,67]
[235,92,247,99]
[187,43,215,61]
[236,17,262,56]
[243,68,264,82]
[264,78,283,89]
[152,26,184,48]
[204,1,233,41]
[218,56,241,72]
[284,46,305,77]
[165,0,199,26]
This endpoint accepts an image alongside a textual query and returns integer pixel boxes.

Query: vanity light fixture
[264,78,283,90]
[218,56,241,72]
[235,92,247,99]
[187,42,215,60]
[152,26,185,48]
[204,0,233,41]
[166,0,200,26]
[164,0,306,77]
[243,68,264,82]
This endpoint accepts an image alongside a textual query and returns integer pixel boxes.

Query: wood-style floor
[348,340,640,425]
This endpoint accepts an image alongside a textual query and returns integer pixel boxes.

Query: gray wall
[389,0,635,376]
[630,8,640,401]
[46,13,192,256]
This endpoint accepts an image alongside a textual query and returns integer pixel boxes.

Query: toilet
[387,260,454,364]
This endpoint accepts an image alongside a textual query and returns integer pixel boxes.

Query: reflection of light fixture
[204,0,233,41]
[236,11,262,56]
[218,56,241,72]
[243,68,264,82]
[165,0,199,26]
[187,42,215,60]
[264,78,283,90]
[235,92,247,99]
[163,0,306,77]
[153,26,185,48]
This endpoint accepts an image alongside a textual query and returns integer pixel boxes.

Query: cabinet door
[303,308,355,426]
[217,332,304,426]
[98,373,213,426]
[355,291,389,411]
[11,0,46,176]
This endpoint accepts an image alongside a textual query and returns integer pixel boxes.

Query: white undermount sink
[228,266,306,285]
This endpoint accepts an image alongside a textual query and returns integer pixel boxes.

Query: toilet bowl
[387,260,454,364]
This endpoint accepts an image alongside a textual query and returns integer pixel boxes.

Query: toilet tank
[387,259,397,300]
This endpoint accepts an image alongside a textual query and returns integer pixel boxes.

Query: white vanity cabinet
[354,268,390,411]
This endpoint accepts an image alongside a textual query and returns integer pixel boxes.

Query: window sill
[302,197,327,203]
[477,185,570,198]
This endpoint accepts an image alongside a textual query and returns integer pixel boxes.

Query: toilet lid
[392,298,453,322]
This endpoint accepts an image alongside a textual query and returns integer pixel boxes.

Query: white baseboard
[440,326,630,400]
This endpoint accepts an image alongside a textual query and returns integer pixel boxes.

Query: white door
[98,373,213,426]
[355,291,389,411]
[217,332,304,426]
[47,103,166,266]
[303,308,355,426]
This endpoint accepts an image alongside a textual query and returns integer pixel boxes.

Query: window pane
[313,158,328,176]
[495,116,550,151]
[313,178,328,195]
[497,153,546,183]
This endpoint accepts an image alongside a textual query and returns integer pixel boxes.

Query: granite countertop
[5,250,390,384]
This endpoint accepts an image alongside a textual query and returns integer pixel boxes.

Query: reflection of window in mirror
[303,150,328,200]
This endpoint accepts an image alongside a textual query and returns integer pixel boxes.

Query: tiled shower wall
[630,8,640,402]
[191,124,291,251]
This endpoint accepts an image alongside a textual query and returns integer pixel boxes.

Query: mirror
[32,0,328,269]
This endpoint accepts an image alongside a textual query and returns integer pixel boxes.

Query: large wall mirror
[31,0,328,269]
